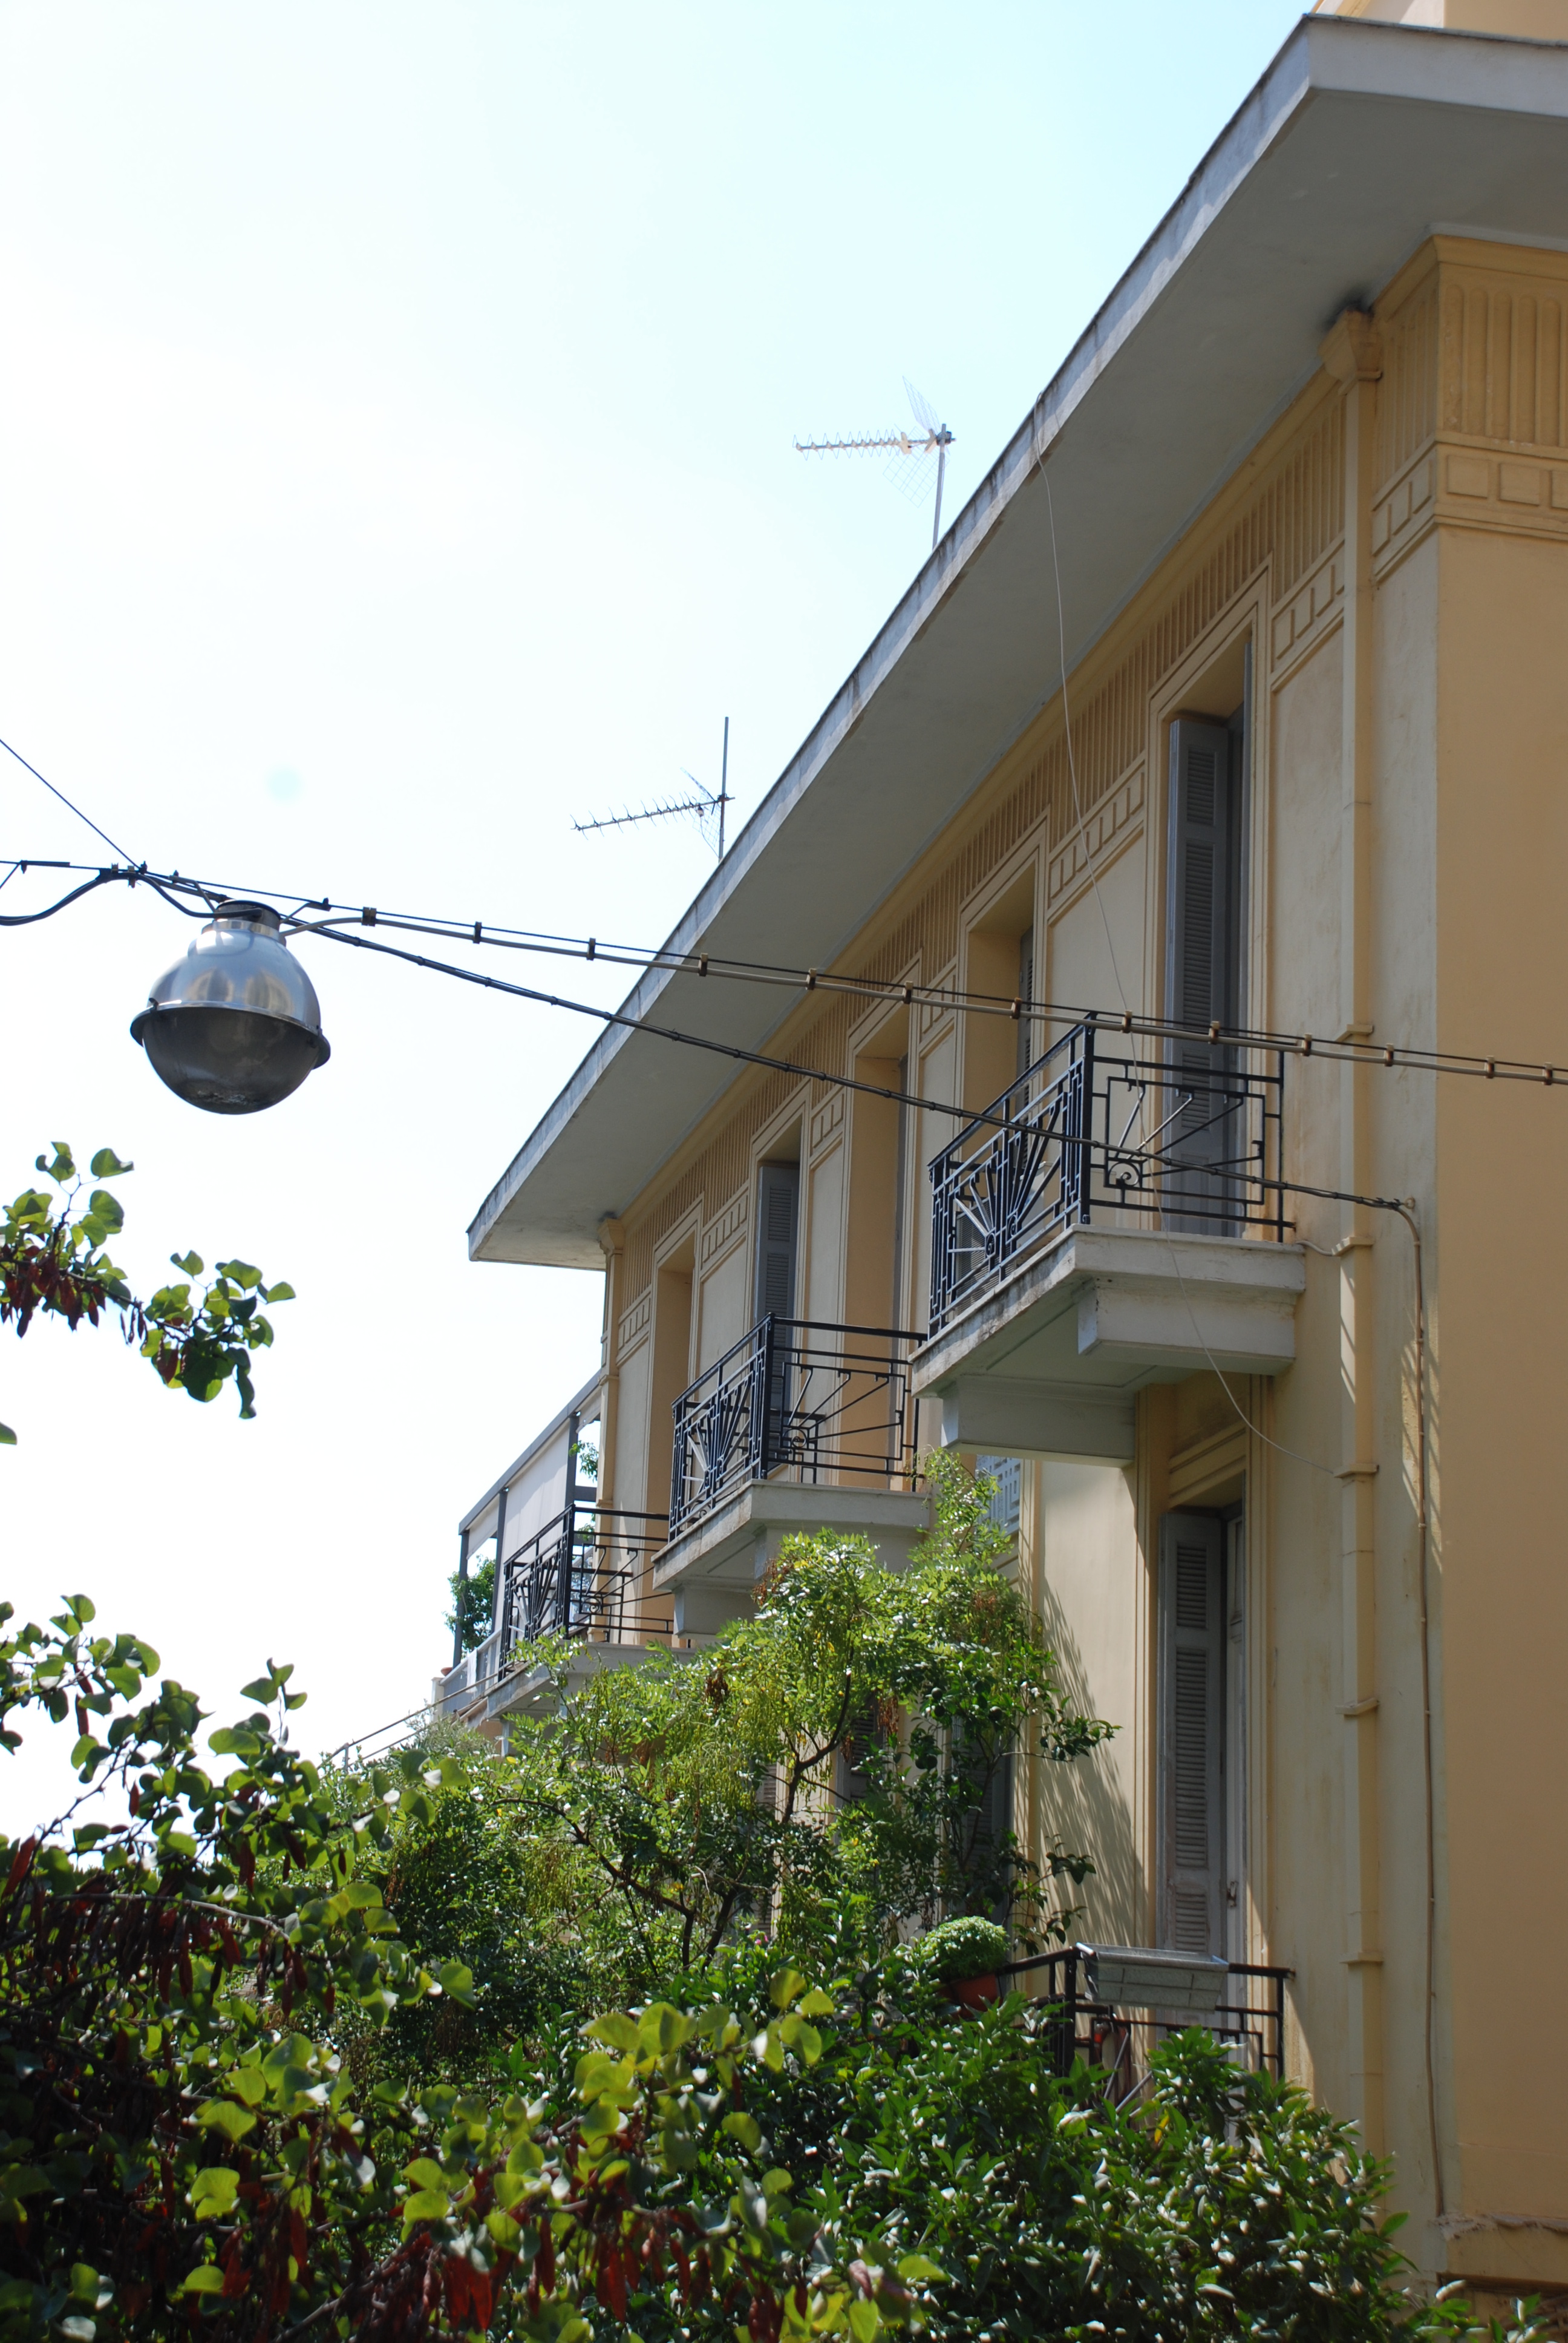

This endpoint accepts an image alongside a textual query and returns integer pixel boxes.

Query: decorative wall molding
[1047,765,1145,906]
[1369,244,1568,580]
[1371,442,1568,580]
[701,1188,748,1267]
[618,1289,652,1352]
[1270,543,1345,682]
[808,1091,844,1156]
[920,972,956,1042]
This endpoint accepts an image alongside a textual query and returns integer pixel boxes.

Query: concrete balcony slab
[653,1479,932,1636]
[485,1637,658,1726]
[913,1226,1305,1462]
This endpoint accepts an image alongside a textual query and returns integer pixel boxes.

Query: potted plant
[920,1915,1011,2010]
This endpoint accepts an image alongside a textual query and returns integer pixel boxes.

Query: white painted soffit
[471,14,1568,1271]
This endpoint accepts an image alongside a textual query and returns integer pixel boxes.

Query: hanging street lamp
[131,899,331,1114]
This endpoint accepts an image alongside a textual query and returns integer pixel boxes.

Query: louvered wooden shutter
[1016,926,1036,1080]
[1165,721,1241,1224]
[754,1162,800,1322]
[1159,1512,1225,1956]
[1165,721,1236,1037]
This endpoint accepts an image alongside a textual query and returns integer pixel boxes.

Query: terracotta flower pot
[944,1971,999,2011]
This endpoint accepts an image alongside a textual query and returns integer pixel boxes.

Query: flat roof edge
[468,13,1568,1268]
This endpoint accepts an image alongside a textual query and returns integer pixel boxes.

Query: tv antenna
[795,378,955,550]
[574,716,734,860]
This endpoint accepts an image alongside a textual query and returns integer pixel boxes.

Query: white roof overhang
[471,14,1568,1270]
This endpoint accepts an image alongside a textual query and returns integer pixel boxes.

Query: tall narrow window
[1165,694,1248,1227]
[1224,1513,1247,1963]
[754,1162,800,1323]
[1158,1512,1226,1956]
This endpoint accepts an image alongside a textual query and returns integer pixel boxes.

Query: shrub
[915,1915,1010,1982]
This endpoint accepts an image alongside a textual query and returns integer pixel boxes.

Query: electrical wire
[0,735,136,863]
[6,850,1567,1092]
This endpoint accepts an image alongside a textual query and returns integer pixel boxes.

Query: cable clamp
[1335,1460,1379,1480]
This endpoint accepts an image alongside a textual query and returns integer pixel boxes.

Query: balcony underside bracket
[939,1376,1135,1466]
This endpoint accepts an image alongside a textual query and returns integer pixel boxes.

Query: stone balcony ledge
[912,1225,1305,1465]
[653,1479,932,1636]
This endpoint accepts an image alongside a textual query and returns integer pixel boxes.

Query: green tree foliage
[0,1600,1541,2343]
[396,1466,1111,2020]
[0,1144,293,1443]
[446,1559,498,1658]
[610,1956,1535,2343]
[0,1599,941,2343]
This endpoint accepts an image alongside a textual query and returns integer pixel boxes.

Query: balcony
[440,1502,672,1729]
[1005,1944,1292,2085]
[655,1316,930,1634]
[915,1022,1305,1460]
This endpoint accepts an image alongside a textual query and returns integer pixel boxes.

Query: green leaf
[797,1987,835,2017]
[180,2267,226,2295]
[769,1967,807,2011]
[721,2111,762,2152]
[189,2166,239,2220]
[83,1190,123,1234]
[573,2050,634,2104]
[197,2100,256,2143]
[0,1424,14,1448]
[584,2011,640,2053]
[436,1959,475,2008]
[36,1143,75,1185]
[636,2002,693,2057]
[403,2158,449,2194]
[779,2017,822,2065]
[402,2187,450,2224]
[262,1281,296,1303]
[848,2301,881,2343]
[239,1676,277,1704]
[896,2255,950,2284]
[88,1149,132,1178]
[171,1250,204,1276]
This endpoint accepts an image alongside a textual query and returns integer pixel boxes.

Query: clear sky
[0,0,1304,1824]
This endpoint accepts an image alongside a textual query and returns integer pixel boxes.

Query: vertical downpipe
[1323,306,1385,2155]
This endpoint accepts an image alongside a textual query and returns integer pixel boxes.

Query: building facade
[456,4,1568,2306]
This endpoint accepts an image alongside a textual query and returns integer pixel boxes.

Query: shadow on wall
[1034,1569,1143,1948]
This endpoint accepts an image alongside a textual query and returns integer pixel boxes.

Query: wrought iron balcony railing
[928,1020,1285,1334]
[668,1316,918,1539]
[1003,1945,1292,2089]
[498,1503,671,1667]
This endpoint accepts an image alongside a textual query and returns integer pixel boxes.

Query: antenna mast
[795,379,955,549]
[573,718,734,861]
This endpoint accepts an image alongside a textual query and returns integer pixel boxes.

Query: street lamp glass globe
[131,900,331,1115]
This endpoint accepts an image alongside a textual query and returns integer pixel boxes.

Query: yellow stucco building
[453,0,1568,2307]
